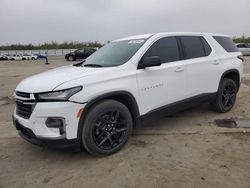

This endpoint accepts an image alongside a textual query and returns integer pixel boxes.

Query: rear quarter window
[213,36,239,52]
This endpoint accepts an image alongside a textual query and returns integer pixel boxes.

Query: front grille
[16,100,33,119]
[16,91,30,98]
[15,121,36,139]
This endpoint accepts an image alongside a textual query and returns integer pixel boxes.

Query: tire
[82,100,133,156]
[22,58,26,60]
[68,56,74,61]
[31,57,35,60]
[212,78,237,113]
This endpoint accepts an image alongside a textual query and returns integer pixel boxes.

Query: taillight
[237,55,245,62]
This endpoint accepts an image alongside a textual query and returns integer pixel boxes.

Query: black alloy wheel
[212,78,237,113]
[93,111,128,150]
[221,82,236,110]
[82,100,133,156]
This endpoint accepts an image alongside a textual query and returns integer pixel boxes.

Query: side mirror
[138,56,162,69]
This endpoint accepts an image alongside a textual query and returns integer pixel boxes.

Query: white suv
[13,32,244,156]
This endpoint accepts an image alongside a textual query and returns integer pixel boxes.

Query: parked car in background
[0,55,8,60]
[65,48,97,61]
[22,54,38,60]
[236,43,250,56]
[8,54,23,60]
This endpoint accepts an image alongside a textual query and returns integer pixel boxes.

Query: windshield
[83,39,146,67]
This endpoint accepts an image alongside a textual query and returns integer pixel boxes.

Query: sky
[0,0,250,45]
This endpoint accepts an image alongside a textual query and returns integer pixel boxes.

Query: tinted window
[180,36,206,59]
[85,49,93,55]
[213,36,239,52]
[201,37,212,56]
[143,37,180,63]
[237,44,245,48]
[75,49,84,53]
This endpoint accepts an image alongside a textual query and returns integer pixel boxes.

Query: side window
[201,37,212,56]
[213,36,239,52]
[143,37,180,63]
[180,36,206,59]
[86,49,95,55]
[84,49,90,54]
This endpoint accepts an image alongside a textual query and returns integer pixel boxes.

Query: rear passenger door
[178,36,217,98]
[136,36,187,114]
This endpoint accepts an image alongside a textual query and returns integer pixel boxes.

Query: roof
[113,32,229,42]
[113,34,154,42]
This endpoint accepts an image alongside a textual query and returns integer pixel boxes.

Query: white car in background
[22,54,38,60]
[8,54,23,60]
[236,43,250,56]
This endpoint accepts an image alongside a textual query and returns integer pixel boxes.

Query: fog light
[45,117,65,135]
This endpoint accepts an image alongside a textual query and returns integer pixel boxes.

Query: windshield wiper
[73,60,85,67]
[84,64,103,67]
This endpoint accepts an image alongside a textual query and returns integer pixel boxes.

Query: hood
[16,65,104,93]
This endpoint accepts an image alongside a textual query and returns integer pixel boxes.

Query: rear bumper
[13,116,80,150]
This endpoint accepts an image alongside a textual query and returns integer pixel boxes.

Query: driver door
[136,36,187,115]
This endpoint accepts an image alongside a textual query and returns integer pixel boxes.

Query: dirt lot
[1,57,250,188]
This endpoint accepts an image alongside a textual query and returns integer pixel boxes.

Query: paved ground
[0,56,250,188]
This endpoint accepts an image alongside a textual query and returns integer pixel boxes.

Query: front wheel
[82,100,133,156]
[212,78,237,113]
[68,56,74,61]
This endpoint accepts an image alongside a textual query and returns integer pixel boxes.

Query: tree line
[0,41,103,51]
[0,36,249,51]
[233,37,250,43]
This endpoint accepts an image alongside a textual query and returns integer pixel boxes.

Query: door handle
[213,61,219,65]
[175,67,184,72]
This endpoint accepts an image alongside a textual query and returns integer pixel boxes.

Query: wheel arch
[77,91,141,142]
[219,69,240,92]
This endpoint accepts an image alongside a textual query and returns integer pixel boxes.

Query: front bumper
[13,118,80,149]
[13,101,86,149]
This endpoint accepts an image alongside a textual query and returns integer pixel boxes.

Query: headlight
[35,86,82,101]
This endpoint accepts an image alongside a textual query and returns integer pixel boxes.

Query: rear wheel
[212,78,237,113]
[82,100,133,156]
